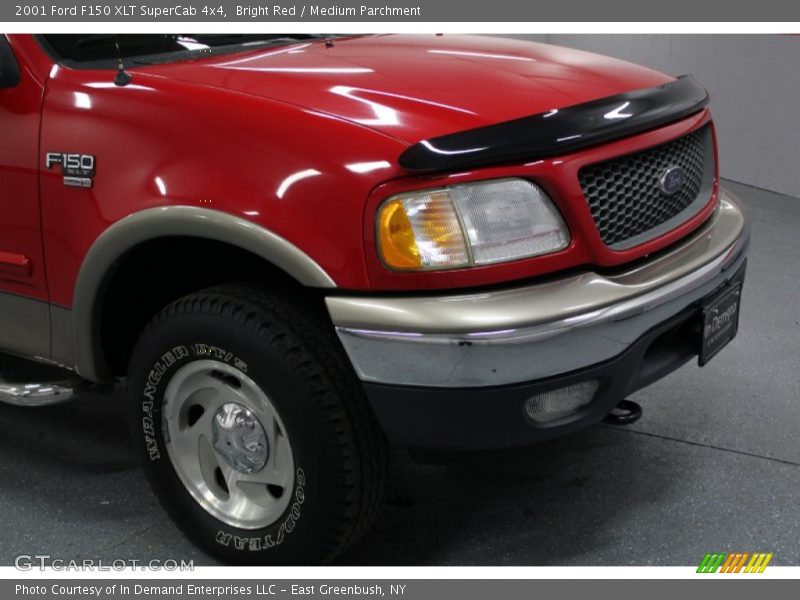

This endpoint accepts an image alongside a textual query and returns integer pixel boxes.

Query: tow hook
[602,399,643,426]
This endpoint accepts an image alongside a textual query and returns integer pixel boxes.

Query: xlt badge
[45,152,96,188]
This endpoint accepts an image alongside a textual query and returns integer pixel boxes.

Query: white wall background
[506,35,800,198]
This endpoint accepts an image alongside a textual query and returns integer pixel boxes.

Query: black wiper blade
[75,34,176,48]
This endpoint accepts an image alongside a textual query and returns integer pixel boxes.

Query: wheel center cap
[211,403,269,474]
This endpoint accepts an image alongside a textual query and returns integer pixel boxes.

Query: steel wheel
[162,359,295,530]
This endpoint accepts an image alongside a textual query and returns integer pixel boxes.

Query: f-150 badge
[45,152,96,188]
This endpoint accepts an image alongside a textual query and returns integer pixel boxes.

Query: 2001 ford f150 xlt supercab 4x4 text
[0,34,748,564]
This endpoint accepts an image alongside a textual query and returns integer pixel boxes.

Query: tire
[127,284,387,564]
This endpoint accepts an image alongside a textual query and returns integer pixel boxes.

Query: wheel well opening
[98,237,318,377]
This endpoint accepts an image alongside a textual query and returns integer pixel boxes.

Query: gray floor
[0,180,797,566]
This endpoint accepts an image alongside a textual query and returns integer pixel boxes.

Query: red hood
[145,34,673,144]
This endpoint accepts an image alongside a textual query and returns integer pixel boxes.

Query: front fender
[68,206,336,381]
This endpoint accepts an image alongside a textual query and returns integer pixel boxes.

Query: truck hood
[148,34,674,145]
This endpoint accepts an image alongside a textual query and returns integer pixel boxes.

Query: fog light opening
[523,380,600,424]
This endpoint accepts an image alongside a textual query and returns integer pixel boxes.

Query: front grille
[578,125,714,249]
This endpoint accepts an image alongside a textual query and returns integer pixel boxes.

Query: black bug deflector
[398,75,709,173]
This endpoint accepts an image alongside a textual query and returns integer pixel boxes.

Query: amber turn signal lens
[377,191,470,271]
[378,199,422,269]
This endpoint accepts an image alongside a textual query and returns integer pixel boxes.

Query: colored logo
[697,552,774,573]
[659,165,687,195]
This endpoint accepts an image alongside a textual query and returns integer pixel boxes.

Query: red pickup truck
[0,34,748,564]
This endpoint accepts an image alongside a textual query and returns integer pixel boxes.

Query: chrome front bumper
[327,189,749,389]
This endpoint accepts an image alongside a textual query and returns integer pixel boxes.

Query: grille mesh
[578,125,711,248]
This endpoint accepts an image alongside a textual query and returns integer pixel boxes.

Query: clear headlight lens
[377,178,569,271]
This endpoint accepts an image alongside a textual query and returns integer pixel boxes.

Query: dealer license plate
[699,282,742,366]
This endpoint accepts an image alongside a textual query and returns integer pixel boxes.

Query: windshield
[41,34,330,67]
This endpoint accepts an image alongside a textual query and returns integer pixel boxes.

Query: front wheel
[127,285,387,564]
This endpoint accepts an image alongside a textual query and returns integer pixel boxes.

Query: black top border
[398,74,709,172]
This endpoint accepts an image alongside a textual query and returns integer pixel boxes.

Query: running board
[0,352,93,407]
[0,380,92,406]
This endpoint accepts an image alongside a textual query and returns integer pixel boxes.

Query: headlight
[377,178,569,271]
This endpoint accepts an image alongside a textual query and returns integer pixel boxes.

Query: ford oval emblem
[659,166,687,196]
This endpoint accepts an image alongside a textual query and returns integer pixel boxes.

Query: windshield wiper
[74,34,177,48]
